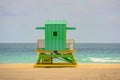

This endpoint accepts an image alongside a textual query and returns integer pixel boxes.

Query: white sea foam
[87,57,120,63]
[81,59,87,61]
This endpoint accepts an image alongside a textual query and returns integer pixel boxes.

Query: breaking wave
[87,57,120,63]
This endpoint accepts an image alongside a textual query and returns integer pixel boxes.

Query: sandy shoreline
[0,63,120,68]
[0,64,120,80]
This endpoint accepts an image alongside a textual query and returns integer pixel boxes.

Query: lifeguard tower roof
[45,20,66,24]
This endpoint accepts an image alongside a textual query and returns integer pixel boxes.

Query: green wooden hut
[36,20,75,50]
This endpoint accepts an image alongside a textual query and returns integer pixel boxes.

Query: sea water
[76,43,120,63]
[0,43,120,64]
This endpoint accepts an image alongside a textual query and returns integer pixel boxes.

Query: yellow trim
[35,49,77,53]
[42,57,52,63]
[34,63,77,68]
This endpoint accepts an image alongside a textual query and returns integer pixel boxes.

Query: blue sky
[0,0,120,43]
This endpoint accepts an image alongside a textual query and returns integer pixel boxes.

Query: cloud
[89,0,120,8]
[71,0,120,15]
[1,0,120,16]
[0,0,74,16]
[0,0,43,16]
[0,0,120,43]
[106,16,120,25]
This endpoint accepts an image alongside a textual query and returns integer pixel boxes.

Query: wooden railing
[37,39,76,50]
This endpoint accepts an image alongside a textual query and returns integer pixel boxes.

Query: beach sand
[0,64,120,80]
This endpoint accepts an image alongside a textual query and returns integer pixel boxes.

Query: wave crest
[87,57,120,63]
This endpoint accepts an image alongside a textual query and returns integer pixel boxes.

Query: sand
[0,64,120,80]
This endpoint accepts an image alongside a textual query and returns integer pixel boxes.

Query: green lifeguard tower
[34,20,77,67]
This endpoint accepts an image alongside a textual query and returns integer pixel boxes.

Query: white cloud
[89,0,120,8]
[71,0,120,15]
[0,0,120,43]
[106,16,120,25]
[0,0,74,16]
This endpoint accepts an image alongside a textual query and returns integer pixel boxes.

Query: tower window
[53,31,57,36]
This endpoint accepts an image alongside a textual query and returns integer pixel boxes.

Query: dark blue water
[0,43,120,63]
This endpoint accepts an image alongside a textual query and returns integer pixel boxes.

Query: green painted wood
[37,54,43,63]
[66,27,76,30]
[45,21,66,50]
[36,20,76,51]
[38,53,72,58]
[45,20,66,24]
[36,27,45,30]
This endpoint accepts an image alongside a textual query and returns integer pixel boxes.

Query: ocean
[0,43,120,64]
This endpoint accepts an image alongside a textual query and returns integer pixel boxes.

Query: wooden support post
[36,53,41,64]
